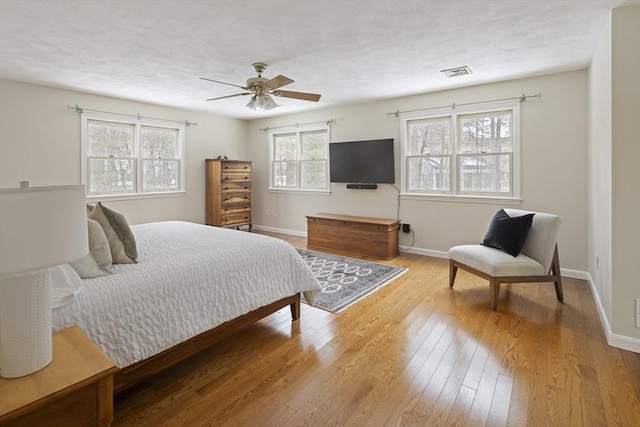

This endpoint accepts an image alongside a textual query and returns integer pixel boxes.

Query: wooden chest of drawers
[306,213,400,260]
[205,159,252,230]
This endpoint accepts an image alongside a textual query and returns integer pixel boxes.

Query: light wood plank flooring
[113,231,640,426]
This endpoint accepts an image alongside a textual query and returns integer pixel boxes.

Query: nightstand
[0,326,119,426]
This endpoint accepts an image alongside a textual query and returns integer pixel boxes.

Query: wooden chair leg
[551,245,564,302]
[490,278,500,311]
[449,260,458,287]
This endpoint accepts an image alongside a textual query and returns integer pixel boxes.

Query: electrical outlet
[271,209,276,216]
[265,209,270,216]
[636,298,640,328]
[402,223,411,233]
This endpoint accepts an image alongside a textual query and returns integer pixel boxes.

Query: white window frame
[400,100,521,204]
[81,111,186,200]
[268,123,331,194]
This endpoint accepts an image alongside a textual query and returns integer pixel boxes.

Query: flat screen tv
[329,138,395,184]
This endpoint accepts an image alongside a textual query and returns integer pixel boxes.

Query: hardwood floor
[113,231,640,426]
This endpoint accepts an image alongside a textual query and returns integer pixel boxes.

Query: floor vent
[441,66,472,77]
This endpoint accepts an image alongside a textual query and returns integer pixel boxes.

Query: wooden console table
[306,213,400,260]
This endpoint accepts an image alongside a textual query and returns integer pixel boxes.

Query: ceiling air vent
[441,66,472,77]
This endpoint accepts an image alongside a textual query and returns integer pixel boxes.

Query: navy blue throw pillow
[482,209,535,257]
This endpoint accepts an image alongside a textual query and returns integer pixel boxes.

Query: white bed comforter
[52,221,320,368]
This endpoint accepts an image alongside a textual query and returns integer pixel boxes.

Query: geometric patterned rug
[296,248,408,313]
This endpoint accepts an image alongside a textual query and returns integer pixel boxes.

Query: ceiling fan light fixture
[263,93,278,110]
[256,94,267,109]
[246,95,257,110]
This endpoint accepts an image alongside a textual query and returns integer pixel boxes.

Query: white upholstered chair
[448,209,563,311]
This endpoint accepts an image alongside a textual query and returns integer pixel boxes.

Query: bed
[51,221,320,393]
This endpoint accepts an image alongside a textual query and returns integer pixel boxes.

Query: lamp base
[0,269,53,378]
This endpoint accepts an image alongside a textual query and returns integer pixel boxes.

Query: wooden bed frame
[113,294,300,393]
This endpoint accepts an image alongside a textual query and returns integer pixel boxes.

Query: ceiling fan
[200,63,321,110]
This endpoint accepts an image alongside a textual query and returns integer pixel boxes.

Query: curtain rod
[259,118,335,132]
[386,93,542,117]
[67,104,198,127]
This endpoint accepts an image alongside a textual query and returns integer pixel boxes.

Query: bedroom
[0,0,638,425]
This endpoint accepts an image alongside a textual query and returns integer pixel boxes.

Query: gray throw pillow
[88,202,137,264]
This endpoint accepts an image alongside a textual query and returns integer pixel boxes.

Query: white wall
[611,4,640,341]
[0,79,249,225]
[588,3,640,351]
[249,71,589,272]
[588,13,613,326]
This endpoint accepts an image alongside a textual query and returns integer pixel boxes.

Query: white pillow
[50,263,82,309]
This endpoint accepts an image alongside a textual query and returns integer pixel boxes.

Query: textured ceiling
[0,0,630,120]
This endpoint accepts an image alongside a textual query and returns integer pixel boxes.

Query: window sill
[268,188,331,196]
[86,191,186,202]
[400,193,522,205]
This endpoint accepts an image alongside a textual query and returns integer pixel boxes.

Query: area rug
[296,248,408,313]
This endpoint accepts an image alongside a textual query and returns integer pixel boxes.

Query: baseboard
[252,224,307,237]
[398,248,598,282]
[399,247,449,258]
[559,268,590,280]
[585,272,640,353]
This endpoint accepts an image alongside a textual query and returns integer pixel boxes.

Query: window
[269,123,330,192]
[81,112,185,198]
[401,100,520,199]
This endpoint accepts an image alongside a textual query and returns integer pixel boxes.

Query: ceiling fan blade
[266,75,294,90]
[206,92,251,101]
[200,77,247,90]
[272,90,321,102]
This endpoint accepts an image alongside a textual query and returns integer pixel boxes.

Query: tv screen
[329,138,395,184]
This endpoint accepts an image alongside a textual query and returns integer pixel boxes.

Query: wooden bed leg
[290,295,301,320]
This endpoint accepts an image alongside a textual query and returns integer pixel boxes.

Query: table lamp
[0,183,88,378]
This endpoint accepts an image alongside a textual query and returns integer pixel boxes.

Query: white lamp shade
[0,185,88,274]
[0,185,89,377]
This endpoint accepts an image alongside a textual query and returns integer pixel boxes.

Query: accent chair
[448,209,563,311]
